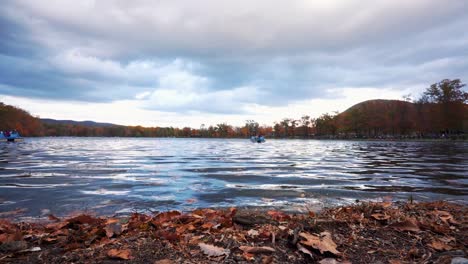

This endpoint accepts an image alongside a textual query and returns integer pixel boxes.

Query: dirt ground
[0,201,466,263]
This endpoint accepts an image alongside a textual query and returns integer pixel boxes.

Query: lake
[0,138,467,217]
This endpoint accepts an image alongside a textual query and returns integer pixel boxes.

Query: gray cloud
[1,0,467,114]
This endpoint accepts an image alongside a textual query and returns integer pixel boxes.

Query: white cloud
[1,86,409,127]
[0,0,467,125]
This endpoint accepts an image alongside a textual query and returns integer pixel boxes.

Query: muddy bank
[0,201,466,263]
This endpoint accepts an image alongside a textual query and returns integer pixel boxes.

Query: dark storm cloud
[1,0,467,113]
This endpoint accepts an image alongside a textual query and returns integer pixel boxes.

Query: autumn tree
[418,79,468,134]
[280,119,290,138]
[300,115,311,138]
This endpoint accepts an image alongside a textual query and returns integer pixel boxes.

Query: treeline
[1,79,467,139]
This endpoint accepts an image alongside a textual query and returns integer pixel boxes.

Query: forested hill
[40,119,116,127]
[331,99,467,137]
[0,102,43,136]
[334,99,418,135]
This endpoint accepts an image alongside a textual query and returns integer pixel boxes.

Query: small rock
[0,241,28,252]
[451,257,468,264]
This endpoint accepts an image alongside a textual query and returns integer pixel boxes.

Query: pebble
[0,241,28,252]
[451,257,468,264]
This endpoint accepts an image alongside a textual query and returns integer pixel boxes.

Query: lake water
[0,138,467,217]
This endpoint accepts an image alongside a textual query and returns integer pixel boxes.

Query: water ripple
[0,138,467,216]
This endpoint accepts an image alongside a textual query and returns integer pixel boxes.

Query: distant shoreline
[10,136,468,142]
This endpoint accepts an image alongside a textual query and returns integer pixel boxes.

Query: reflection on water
[0,138,466,216]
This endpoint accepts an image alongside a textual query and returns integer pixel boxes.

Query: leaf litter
[0,201,465,263]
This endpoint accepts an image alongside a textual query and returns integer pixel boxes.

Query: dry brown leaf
[0,233,22,243]
[262,255,274,264]
[243,252,255,261]
[428,240,452,251]
[198,243,230,257]
[154,259,173,264]
[389,219,420,232]
[381,201,392,208]
[300,231,340,255]
[107,248,132,260]
[152,211,181,225]
[239,246,275,254]
[371,213,390,221]
[47,214,60,222]
[267,210,291,221]
[435,210,457,224]
[188,235,204,245]
[105,218,120,224]
[388,260,402,264]
[247,229,259,237]
[67,214,99,225]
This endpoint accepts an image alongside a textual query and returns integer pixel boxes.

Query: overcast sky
[1,0,467,127]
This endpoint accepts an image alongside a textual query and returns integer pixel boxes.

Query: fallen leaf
[388,260,402,264]
[107,248,133,260]
[243,252,255,261]
[428,240,452,251]
[0,233,22,243]
[188,235,204,245]
[267,210,291,221]
[229,207,237,217]
[156,230,179,242]
[48,214,60,222]
[198,243,230,257]
[300,231,340,255]
[45,221,68,230]
[435,210,456,224]
[297,243,314,258]
[262,255,274,264]
[371,213,390,221]
[201,222,214,229]
[43,237,59,243]
[67,214,99,225]
[389,219,420,232]
[247,229,259,237]
[105,218,120,224]
[152,211,181,225]
[154,259,173,264]
[239,246,276,254]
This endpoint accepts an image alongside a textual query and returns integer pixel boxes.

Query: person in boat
[4,131,10,138]
[257,134,265,143]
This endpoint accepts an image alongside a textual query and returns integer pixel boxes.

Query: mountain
[40,118,118,127]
